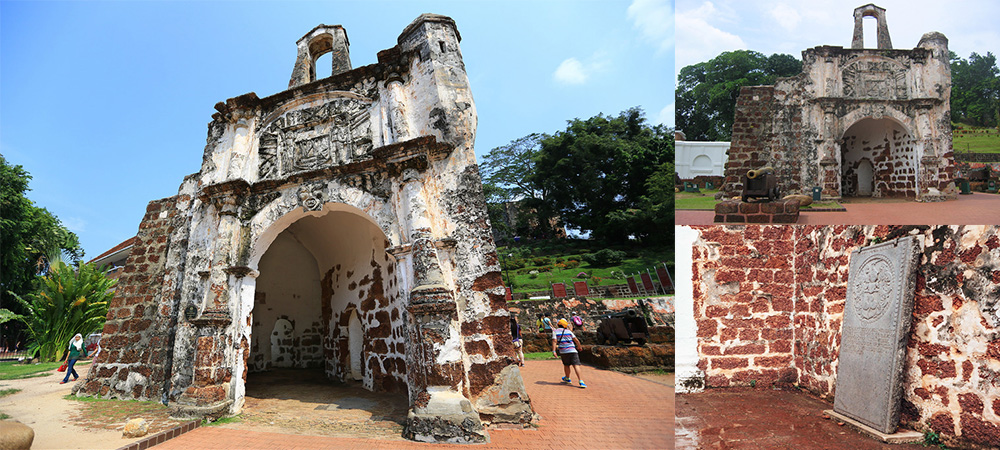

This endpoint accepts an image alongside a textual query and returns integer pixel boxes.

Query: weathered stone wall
[507,296,674,333]
[723,27,954,201]
[78,196,191,401]
[78,14,532,443]
[723,86,776,195]
[690,225,1000,447]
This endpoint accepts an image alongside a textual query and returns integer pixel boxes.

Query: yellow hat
[557,319,570,328]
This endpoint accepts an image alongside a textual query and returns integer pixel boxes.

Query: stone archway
[240,202,407,409]
[840,117,917,198]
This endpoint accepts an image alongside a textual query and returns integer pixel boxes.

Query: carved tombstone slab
[834,235,921,434]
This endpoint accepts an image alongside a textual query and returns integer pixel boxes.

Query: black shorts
[559,352,581,366]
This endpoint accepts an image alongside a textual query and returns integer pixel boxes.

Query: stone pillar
[169,195,241,419]
[819,104,841,199]
[383,74,411,143]
[851,4,892,50]
[400,174,487,444]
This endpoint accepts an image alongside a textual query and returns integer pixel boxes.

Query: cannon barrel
[599,309,639,320]
[746,166,774,179]
[747,166,774,179]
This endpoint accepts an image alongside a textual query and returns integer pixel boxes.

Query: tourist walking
[61,333,87,384]
[510,315,524,366]
[551,319,586,388]
[542,313,553,332]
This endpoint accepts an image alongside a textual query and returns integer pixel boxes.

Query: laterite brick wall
[80,197,186,400]
[691,225,1000,447]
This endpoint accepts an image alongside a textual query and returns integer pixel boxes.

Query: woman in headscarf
[61,333,87,384]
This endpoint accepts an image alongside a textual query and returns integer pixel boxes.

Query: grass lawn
[524,351,559,361]
[953,126,1000,153]
[675,189,720,210]
[497,239,671,294]
[0,360,89,380]
[676,188,843,210]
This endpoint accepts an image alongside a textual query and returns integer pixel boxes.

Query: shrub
[5,262,116,362]
[505,258,526,270]
[576,271,589,278]
[582,249,626,267]
[564,260,581,269]
[531,256,551,266]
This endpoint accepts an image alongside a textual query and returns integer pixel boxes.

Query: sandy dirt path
[0,362,141,450]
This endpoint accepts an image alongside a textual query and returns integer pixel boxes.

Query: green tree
[676,50,802,141]
[531,107,672,244]
[479,133,558,240]
[951,52,1000,127]
[5,261,115,362]
[1,156,84,341]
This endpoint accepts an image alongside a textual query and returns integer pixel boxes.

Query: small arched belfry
[76,14,532,444]
[723,4,954,201]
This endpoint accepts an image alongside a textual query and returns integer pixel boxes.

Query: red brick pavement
[676,192,1000,225]
[151,360,672,450]
[676,388,927,450]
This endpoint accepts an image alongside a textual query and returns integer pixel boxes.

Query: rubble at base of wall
[578,344,673,371]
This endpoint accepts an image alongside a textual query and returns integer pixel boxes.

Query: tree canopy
[1,156,84,333]
[951,52,1000,128]
[479,107,672,246]
[676,50,802,141]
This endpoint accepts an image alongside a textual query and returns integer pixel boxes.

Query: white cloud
[62,217,87,233]
[628,0,673,53]
[552,53,610,86]
[553,58,588,85]
[657,103,674,127]
[676,1,747,75]
[768,3,801,31]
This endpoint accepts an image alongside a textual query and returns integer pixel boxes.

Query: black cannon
[967,166,991,182]
[595,309,650,346]
[741,166,779,202]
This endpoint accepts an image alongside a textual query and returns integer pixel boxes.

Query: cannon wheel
[608,332,619,346]
[635,338,647,346]
[596,331,607,345]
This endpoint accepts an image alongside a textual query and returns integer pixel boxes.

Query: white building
[675,140,729,180]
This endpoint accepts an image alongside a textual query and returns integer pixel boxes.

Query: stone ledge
[113,420,200,450]
[714,199,799,223]
[824,410,922,444]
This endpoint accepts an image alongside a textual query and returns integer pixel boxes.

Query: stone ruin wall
[77,197,187,401]
[77,14,532,442]
[690,225,1000,447]
[723,32,954,201]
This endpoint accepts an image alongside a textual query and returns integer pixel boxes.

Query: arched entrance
[840,117,917,198]
[242,203,408,410]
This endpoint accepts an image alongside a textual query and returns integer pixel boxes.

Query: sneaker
[579,381,587,388]
[60,381,67,384]
[561,376,571,383]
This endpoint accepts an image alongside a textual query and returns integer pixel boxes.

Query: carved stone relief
[259,97,374,180]
[297,182,326,211]
[842,59,907,99]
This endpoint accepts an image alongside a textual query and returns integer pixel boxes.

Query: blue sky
[676,0,999,79]
[1,0,673,259]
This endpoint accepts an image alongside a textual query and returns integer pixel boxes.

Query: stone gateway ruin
[76,14,533,443]
[724,4,955,202]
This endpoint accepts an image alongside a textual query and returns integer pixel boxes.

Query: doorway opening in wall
[234,207,409,439]
[840,117,917,200]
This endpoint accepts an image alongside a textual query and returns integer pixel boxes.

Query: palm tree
[5,262,116,361]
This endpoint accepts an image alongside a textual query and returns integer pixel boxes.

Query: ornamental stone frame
[723,4,954,202]
[76,14,533,444]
